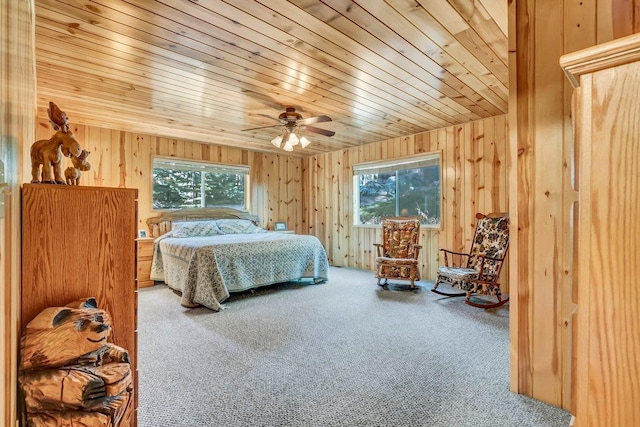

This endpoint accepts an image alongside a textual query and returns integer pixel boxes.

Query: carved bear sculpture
[19,298,133,427]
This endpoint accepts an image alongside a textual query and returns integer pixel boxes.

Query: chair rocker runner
[374,217,422,289]
[432,213,509,308]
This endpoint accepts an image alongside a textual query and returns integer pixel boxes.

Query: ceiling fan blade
[241,124,281,131]
[299,115,332,125]
[255,113,281,121]
[301,125,335,137]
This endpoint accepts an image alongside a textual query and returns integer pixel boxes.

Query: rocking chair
[374,217,422,289]
[432,213,509,308]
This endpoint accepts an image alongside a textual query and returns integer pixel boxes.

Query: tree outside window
[152,158,248,210]
[354,154,441,226]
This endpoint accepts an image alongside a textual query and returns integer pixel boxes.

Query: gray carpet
[137,266,571,427]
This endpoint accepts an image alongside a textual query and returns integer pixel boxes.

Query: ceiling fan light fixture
[243,107,333,151]
[299,135,311,148]
[271,135,283,148]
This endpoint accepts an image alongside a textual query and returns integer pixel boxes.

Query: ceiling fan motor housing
[279,107,303,123]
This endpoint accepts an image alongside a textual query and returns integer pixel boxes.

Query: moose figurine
[64,150,91,185]
[30,102,83,184]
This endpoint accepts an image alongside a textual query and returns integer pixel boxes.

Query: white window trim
[352,152,440,174]
[353,152,442,229]
[152,156,250,211]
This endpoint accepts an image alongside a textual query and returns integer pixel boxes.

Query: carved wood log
[21,363,131,412]
[28,411,112,427]
[27,391,132,427]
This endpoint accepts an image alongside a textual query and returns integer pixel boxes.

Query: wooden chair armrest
[439,248,469,257]
[439,248,470,267]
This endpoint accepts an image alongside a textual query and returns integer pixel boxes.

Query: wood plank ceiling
[34,0,508,156]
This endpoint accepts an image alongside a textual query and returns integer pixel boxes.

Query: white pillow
[215,219,266,234]
[171,221,222,238]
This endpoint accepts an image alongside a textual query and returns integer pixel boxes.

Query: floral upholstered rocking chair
[374,217,422,289]
[432,213,509,308]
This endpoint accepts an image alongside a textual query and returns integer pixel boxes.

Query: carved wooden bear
[19,298,133,427]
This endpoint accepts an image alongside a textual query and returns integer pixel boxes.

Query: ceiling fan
[243,107,335,151]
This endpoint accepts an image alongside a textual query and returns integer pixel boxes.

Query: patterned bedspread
[150,233,329,311]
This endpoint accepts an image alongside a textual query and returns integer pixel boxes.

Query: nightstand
[136,237,155,288]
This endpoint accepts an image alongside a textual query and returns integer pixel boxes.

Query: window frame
[352,152,442,229]
[151,156,250,212]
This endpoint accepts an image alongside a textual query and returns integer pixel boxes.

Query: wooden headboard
[146,207,260,238]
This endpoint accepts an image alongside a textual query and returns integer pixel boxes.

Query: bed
[147,208,329,311]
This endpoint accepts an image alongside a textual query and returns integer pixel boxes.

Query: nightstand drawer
[138,240,155,258]
[136,238,155,288]
[137,259,152,280]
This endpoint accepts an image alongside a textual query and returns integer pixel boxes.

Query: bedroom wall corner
[249,151,303,233]
[1,0,36,425]
[303,116,509,284]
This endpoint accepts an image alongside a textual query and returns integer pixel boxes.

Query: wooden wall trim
[561,32,640,87]
[507,0,520,394]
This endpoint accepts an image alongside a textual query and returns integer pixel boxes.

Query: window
[353,153,441,227]
[152,158,249,210]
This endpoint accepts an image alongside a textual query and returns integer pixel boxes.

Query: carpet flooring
[137,266,571,427]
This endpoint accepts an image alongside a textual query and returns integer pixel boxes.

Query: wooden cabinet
[21,184,138,425]
[137,237,155,288]
[561,34,640,427]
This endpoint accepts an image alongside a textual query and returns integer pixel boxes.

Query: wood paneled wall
[303,115,508,284]
[31,114,508,286]
[31,118,304,234]
[508,0,640,413]
[1,0,35,425]
[2,2,636,427]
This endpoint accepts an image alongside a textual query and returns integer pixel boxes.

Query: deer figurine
[64,150,91,185]
[30,102,83,184]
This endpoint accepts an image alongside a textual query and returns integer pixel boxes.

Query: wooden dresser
[561,34,640,427]
[136,237,155,288]
[21,184,138,425]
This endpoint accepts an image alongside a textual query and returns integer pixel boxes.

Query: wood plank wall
[1,0,35,425]
[31,114,508,287]
[303,115,509,284]
[31,117,304,234]
[508,0,640,413]
[5,2,638,426]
